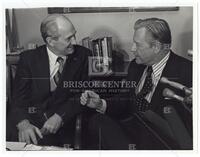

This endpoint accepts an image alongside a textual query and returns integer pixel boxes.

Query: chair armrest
[74,114,82,150]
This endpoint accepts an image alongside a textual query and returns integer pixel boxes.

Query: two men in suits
[80,18,192,149]
[8,14,91,146]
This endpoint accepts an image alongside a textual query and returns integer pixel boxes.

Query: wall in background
[14,7,192,61]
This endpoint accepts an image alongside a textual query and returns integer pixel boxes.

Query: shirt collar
[46,46,66,65]
[151,51,170,74]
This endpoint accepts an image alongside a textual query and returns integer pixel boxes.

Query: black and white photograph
[1,0,199,156]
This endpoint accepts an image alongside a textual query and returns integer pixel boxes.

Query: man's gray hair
[134,18,172,49]
[40,14,69,43]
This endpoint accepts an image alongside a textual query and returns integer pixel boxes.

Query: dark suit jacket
[106,51,192,116]
[103,51,192,149]
[10,45,91,128]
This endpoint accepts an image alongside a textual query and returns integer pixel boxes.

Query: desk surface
[6,142,72,151]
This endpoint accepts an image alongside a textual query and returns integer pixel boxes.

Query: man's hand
[80,90,102,109]
[41,113,63,135]
[17,119,43,145]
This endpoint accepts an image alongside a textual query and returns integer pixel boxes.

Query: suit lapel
[127,61,146,96]
[129,61,145,85]
[160,51,176,79]
[60,48,79,81]
[151,52,176,109]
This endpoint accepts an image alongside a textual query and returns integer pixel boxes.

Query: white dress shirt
[46,47,67,91]
[136,51,170,102]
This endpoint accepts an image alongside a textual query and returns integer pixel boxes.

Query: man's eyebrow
[65,34,74,40]
[133,39,139,44]
[68,33,76,38]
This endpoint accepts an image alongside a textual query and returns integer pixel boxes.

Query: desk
[6,142,73,151]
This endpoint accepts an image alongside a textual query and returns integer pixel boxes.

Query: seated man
[80,18,192,150]
[7,14,91,147]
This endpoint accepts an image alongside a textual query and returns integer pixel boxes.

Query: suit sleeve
[175,59,192,135]
[105,61,136,117]
[182,60,192,88]
[10,53,32,125]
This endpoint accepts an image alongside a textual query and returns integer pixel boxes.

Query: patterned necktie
[135,66,153,112]
[53,57,64,85]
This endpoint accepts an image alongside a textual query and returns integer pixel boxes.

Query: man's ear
[46,37,54,47]
[152,40,161,54]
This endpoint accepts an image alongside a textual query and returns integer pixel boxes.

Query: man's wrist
[95,99,103,110]
[96,99,107,114]
[54,113,64,125]
[54,113,62,120]
[16,119,30,130]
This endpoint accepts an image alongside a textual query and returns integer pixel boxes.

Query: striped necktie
[135,66,153,112]
[53,57,64,86]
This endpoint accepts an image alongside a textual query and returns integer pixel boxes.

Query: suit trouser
[88,113,137,150]
[87,113,183,150]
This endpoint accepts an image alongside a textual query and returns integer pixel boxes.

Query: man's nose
[70,36,77,45]
[131,43,137,53]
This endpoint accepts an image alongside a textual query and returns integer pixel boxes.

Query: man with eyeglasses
[7,14,91,147]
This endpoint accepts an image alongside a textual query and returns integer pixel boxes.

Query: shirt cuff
[96,99,107,114]
[55,111,65,122]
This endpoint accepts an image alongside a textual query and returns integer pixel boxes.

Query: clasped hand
[80,90,102,109]
[40,113,63,135]
[17,113,63,144]
[17,119,43,145]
